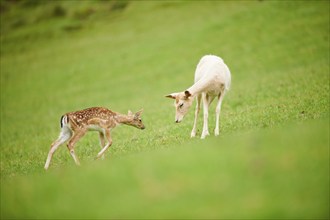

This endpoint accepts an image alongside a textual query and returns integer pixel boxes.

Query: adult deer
[166,55,231,139]
[44,107,145,170]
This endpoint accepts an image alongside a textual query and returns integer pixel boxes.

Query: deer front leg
[191,94,201,138]
[67,130,86,166]
[96,129,112,160]
[201,93,210,139]
[99,132,106,160]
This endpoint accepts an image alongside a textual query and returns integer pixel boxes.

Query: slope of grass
[1,118,329,219]
[1,1,329,219]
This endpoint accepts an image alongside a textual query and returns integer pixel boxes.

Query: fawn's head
[165,90,194,123]
[127,109,145,130]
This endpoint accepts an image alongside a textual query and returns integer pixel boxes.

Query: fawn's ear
[165,93,178,99]
[128,110,133,116]
[135,109,143,118]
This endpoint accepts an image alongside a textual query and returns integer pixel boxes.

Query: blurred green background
[0,0,329,219]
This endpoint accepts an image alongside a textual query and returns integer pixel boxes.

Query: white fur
[192,55,231,94]
[166,55,231,139]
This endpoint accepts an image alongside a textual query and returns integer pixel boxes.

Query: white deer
[166,55,231,139]
[44,107,145,170]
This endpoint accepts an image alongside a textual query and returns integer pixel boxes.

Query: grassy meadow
[1,0,329,219]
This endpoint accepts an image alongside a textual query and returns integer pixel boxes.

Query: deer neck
[187,77,210,96]
[114,113,132,125]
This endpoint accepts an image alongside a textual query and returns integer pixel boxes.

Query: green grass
[1,1,329,219]
[1,118,329,219]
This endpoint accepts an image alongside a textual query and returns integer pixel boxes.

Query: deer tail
[60,115,69,128]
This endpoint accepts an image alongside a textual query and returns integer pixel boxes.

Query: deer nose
[175,119,179,123]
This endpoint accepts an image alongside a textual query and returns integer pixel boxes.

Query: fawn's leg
[191,94,201,138]
[44,128,72,170]
[99,132,106,160]
[67,130,86,166]
[96,129,112,159]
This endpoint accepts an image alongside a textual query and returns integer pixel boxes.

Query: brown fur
[44,107,145,170]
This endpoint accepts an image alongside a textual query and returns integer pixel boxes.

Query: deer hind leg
[44,127,72,170]
[215,91,225,136]
[96,129,112,160]
[67,129,86,166]
[191,94,202,138]
[98,131,106,160]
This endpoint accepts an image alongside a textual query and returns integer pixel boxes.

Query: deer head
[127,109,145,129]
[165,90,194,123]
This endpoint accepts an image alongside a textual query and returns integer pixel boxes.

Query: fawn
[44,107,145,170]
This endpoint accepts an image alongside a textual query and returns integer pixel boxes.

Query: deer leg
[191,94,202,138]
[96,129,112,160]
[98,131,106,160]
[201,93,210,139]
[67,130,86,166]
[44,128,72,170]
[215,92,224,136]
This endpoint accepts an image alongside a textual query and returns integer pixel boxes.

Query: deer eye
[179,103,184,108]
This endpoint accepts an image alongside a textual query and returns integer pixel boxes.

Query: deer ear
[135,109,143,117]
[165,93,178,99]
[184,90,192,98]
